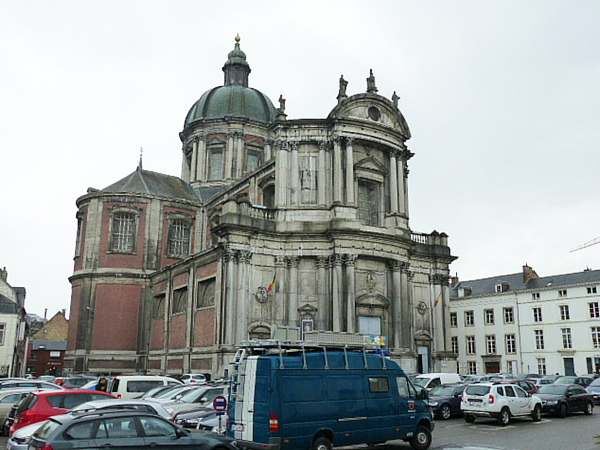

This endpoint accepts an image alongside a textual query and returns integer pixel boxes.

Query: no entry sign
[213,395,227,412]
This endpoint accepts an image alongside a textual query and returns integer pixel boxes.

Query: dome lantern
[223,34,251,87]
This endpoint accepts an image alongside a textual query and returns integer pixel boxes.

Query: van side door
[365,375,397,444]
[395,376,418,438]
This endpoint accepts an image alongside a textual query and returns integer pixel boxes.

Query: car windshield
[554,377,575,384]
[429,386,456,396]
[538,385,568,395]
[413,378,429,387]
[179,387,210,403]
[589,378,600,387]
[465,385,490,396]
[34,419,61,440]
[154,386,185,399]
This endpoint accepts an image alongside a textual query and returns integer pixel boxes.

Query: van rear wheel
[409,425,432,450]
[312,436,332,450]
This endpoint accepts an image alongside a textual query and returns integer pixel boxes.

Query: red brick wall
[193,309,215,347]
[98,202,147,270]
[27,349,65,377]
[91,284,141,351]
[197,262,217,279]
[67,285,82,351]
[169,314,187,349]
[151,319,164,350]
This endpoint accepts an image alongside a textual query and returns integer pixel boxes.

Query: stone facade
[66,38,457,377]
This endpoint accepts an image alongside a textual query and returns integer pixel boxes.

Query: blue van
[228,337,433,450]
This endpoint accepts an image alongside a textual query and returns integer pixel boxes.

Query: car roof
[33,389,114,397]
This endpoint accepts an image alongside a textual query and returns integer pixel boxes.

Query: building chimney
[0,267,7,282]
[523,264,539,283]
[44,309,47,320]
[451,274,459,288]
[61,309,66,316]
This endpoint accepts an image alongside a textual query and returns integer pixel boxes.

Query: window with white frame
[592,327,600,349]
[589,302,600,318]
[110,210,138,253]
[561,328,572,349]
[466,336,476,354]
[532,292,540,300]
[0,324,5,345]
[588,286,597,294]
[451,336,458,354]
[450,312,457,327]
[505,334,516,354]
[559,305,570,321]
[484,309,494,325]
[537,358,547,375]
[495,284,502,293]
[533,307,542,323]
[503,307,514,324]
[558,289,567,298]
[467,361,477,375]
[535,330,545,350]
[465,310,474,326]
[486,335,496,354]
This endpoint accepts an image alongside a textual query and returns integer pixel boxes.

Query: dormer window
[495,284,502,293]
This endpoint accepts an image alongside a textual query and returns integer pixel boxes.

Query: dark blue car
[427,384,466,420]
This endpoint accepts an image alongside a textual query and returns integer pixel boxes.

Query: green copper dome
[184,36,277,128]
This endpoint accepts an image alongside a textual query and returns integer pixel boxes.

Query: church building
[66,37,457,377]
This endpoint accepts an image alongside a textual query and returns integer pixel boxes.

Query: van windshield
[413,378,428,388]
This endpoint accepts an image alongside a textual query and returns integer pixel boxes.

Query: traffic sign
[213,395,227,412]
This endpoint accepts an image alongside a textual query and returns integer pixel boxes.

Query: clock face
[368,106,381,121]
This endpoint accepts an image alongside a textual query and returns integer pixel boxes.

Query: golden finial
[235,34,241,42]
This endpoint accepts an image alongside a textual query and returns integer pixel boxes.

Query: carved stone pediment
[354,155,387,175]
[298,304,318,315]
[356,294,390,308]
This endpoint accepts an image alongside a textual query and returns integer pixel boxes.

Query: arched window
[152,294,165,319]
[197,279,215,308]
[172,287,188,315]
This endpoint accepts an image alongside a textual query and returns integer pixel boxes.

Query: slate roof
[0,293,20,314]
[451,269,600,298]
[101,168,199,202]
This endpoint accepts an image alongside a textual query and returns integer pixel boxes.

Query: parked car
[0,390,41,435]
[6,420,45,450]
[495,379,538,395]
[414,373,462,390]
[586,377,600,404]
[0,380,62,391]
[163,385,228,417]
[139,384,180,399]
[513,373,543,380]
[106,375,182,399]
[427,384,467,420]
[61,376,98,389]
[535,383,594,417]
[460,382,542,426]
[174,408,221,429]
[180,373,208,384]
[71,398,173,420]
[150,384,202,404]
[29,410,237,450]
[8,389,115,435]
[197,411,227,434]
[553,376,594,388]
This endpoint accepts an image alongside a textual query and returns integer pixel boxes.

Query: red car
[9,389,115,435]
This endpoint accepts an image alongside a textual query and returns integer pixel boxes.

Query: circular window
[368,106,381,121]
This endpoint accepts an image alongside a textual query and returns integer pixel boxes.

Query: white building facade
[450,265,600,376]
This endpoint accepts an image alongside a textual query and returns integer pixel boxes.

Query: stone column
[274,256,287,324]
[290,142,299,205]
[196,137,206,182]
[276,141,288,207]
[398,152,407,215]
[226,133,235,179]
[237,250,252,343]
[401,264,412,349]
[318,141,327,207]
[389,150,399,214]
[331,254,344,331]
[265,139,274,161]
[390,261,402,349]
[345,138,355,205]
[181,147,190,182]
[235,132,244,177]
[224,247,237,344]
[288,256,300,326]
[317,256,328,330]
[190,138,198,182]
[333,137,343,204]
[345,254,357,332]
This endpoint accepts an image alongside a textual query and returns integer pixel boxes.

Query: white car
[180,373,208,384]
[461,382,543,425]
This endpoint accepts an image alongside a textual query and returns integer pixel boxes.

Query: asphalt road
[0,412,597,450]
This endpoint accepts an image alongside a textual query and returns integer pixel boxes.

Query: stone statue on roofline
[367,69,378,94]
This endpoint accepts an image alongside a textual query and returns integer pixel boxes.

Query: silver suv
[461,382,543,425]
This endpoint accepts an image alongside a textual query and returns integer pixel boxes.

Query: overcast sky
[2,1,600,317]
